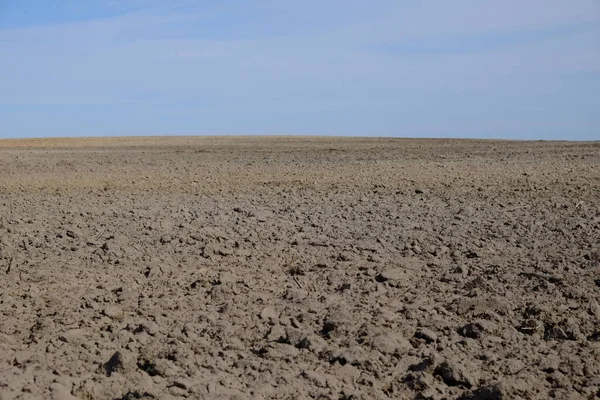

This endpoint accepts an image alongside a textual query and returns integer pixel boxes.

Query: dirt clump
[1,136,599,399]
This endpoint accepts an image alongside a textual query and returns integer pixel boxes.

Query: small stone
[137,331,151,345]
[101,240,120,254]
[442,273,464,283]
[224,337,245,351]
[414,328,438,344]
[135,374,155,394]
[169,386,187,397]
[377,258,423,282]
[65,229,80,239]
[539,355,561,373]
[13,351,33,365]
[300,370,327,388]
[284,288,308,303]
[460,383,504,400]
[434,360,477,388]
[403,371,434,392]
[290,316,303,329]
[140,320,160,336]
[253,211,269,222]
[409,354,440,372]
[522,266,536,275]
[103,351,134,376]
[503,359,525,375]
[336,363,361,384]
[589,299,600,320]
[371,332,412,354]
[203,243,232,258]
[59,329,89,344]
[260,307,279,321]
[216,247,232,256]
[144,265,162,278]
[261,342,300,359]
[216,272,237,284]
[172,378,192,391]
[454,265,469,276]
[103,305,123,320]
[458,322,485,339]
[377,267,408,282]
[437,246,450,256]
[51,383,77,400]
[374,284,388,297]
[302,333,327,353]
[337,346,368,366]
[546,371,569,388]
[337,251,355,262]
[159,235,172,244]
[285,327,309,348]
[266,326,286,342]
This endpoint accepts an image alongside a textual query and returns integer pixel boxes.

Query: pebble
[159,235,172,244]
[378,267,408,282]
[65,229,80,239]
[371,332,413,354]
[58,329,89,344]
[172,378,192,390]
[461,383,504,400]
[266,326,285,342]
[103,305,123,320]
[140,320,160,336]
[103,351,134,376]
[284,288,308,303]
[458,322,484,339]
[437,246,450,256]
[414,328,438,344]
[203,243,232,258]
[374,284,388,297]
[589,298,600,320]
[539,354,561,372]
[300,370,327,388]
[337,346,368,366]
[216,271,237,284]
[253,211,270,222]
[285,327,308,348]
[51,383,77,400]
[259,306,279,321]
[136,375,155,394]
[434,360,477,388]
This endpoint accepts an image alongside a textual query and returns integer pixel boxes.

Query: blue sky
[0,1,598,140]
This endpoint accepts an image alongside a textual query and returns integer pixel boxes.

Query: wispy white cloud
[0,0,598,138]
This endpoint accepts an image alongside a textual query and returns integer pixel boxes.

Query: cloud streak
[0,0,598,139]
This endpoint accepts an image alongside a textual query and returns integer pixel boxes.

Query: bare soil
[1,136,599,400]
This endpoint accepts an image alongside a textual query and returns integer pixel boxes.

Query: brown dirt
[0,136,599,400]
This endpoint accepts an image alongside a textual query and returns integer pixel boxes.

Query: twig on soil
[293,276,303,289]
[285,255,298,268]
[520,322,544,332]
[505,205,531,211]
[575,201,584,209]
[5,256,14,274]
[521,165,535,201]
[519,270,562,283]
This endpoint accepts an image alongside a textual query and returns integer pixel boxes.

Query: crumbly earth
[0,136,599,400]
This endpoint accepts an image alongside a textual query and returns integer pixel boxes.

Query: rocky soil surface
[0,136,599,399]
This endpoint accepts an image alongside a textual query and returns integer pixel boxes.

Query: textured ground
[0,136,599,400]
